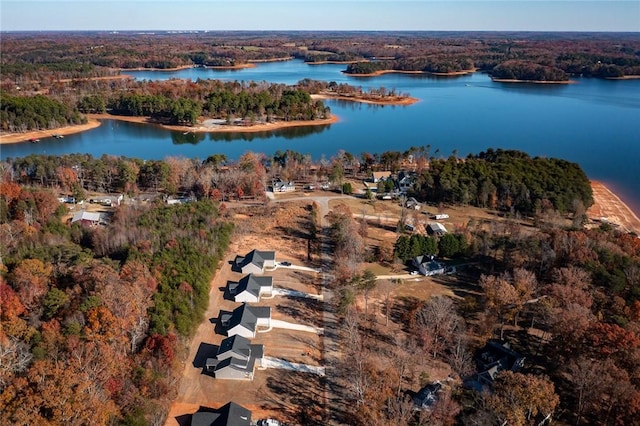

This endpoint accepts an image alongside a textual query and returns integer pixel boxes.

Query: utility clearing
[261,356,325,376]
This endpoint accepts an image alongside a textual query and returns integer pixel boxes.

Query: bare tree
[414,296,463,359]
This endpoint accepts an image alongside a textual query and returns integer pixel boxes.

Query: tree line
[2,32,639,92]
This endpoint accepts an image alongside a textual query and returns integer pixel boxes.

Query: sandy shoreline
[306,60,361,65]
[343,69,475,77]
[605,75,640,80]
[311,93,419,106]
[0,119,102,144]
[248,57,294,63]
[587,181,640,235]
[85,113,338,133]
[491,78,575,84]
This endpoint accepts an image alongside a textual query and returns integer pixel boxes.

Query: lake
[2,60,639,214]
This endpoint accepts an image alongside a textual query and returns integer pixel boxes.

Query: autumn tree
[10,258,53,310]
[486,371,559,426]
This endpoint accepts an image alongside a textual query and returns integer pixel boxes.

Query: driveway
[262,356,326,376]
[272,288,324,301]
[268,319,324,334]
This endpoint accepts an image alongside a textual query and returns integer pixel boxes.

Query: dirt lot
[165,203,326,425]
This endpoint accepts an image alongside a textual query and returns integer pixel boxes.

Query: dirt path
[587,181,640,234]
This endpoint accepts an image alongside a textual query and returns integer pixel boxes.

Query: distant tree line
[2,32,640,88]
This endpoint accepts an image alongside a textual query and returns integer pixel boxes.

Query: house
[405,197,421,210]
[70,210,102,226]
[222,303,271,338]
[371,171,392,183]
[233,250,276,275]
[271,179,295,192]
[412,381,443,411]
[426,222,447,236]
[205,335,264,380]
[227,274,273,303]
[475,340,525,387]
[190,401,252,426]
[412,255,446,276]
[396,171,416,193]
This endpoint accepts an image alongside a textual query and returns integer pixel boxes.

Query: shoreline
[0,119,102,145]
[343,69,475,77]
[311,93,419,106]
[587,181,640,235]
[248,57,294,63]
[120,64,195,72]
[605,75,640,80]
[0,113,339,144]
[491,78,575,84]
[85,113,338,133]
[306,60,361,65]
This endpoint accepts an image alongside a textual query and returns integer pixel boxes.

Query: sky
[1,1,639,32]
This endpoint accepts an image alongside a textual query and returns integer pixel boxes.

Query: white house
[233,250,276,275]
[228,274,273,303]
[427,222,447,236]
[70,210,102,226]
[412,255,446,276]
[271,179,295,192]
[223,304,271,338]
[205,335,264,380]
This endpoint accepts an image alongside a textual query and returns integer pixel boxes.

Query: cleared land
[165,203,326,424]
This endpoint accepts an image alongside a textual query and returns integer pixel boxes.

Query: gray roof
[190,402,252,426]
[217,335,264,361]
[228,303,271,332]
[234,249,276,271]
[427,223,447,234]
[230,274,273,298]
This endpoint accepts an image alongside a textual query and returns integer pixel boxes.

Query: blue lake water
[2,60,639,214]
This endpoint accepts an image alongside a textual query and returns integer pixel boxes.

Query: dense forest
[0,180,233,424]
[491,60,569,81]
[410,149,593,215]
[0,94,86,132]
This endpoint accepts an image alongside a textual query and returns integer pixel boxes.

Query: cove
[2,60,639,214]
